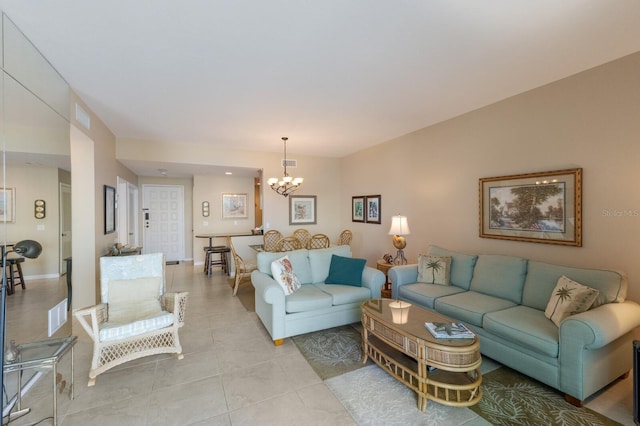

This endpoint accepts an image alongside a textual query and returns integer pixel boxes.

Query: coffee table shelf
[361,299,482,411]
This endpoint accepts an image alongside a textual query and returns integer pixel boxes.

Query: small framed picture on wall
[365,195,381,224]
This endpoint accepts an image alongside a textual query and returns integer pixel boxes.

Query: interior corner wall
[341,51,640,303]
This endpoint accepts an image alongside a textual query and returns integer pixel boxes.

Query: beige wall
[3,165,61,277]
[118,139,345,248]
[341,51,640,302]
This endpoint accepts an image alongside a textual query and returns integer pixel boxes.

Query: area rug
[235,280,255,312]
[470,366,622,426]
[297,325,622,425]
[292,324,371,380]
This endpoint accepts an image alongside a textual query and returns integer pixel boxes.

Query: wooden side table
[376,259,394,298]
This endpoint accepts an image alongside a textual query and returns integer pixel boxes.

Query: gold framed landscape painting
[479,168,582,246]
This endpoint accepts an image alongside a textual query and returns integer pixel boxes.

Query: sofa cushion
[285,284,333,313]
[257,249,312,284]
[470,255,528,304]
[544,276,599,326]
[325,255,366,286]
[417,255,451,285]
[313,283,372,305]
[484,305,559,358]
[522,261,627,310]
[308,245,352,283]
[108,277,163,323]
[270,255,301,295]
[398,283,466,309]
[435,291,516,327]
[427,245,478,289]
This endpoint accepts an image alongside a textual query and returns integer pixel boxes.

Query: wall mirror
[1,11,72,383]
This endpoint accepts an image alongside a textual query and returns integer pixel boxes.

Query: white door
[59,183,72,273]
[117,178,140,247]
[142,184,184,262]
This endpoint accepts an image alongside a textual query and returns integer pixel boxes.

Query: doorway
[117,177,139,247]
[142,184,185,262]
[59,183,72,274]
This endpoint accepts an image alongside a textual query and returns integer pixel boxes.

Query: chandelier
[267,137,303,197]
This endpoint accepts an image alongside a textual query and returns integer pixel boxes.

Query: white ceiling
[2,1,640,163]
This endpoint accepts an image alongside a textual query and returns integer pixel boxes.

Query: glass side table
[3,336,77,426]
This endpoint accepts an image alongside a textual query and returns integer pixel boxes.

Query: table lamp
[388,215,410,265]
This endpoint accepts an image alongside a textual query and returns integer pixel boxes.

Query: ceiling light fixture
[267,137,303,197]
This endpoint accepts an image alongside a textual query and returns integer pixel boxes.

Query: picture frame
[289,195,317,225]
[352,196,365,222]
[365,195,381,224]
[222,193,247,219]
[104,185,116,234]
[479,168,582,246]
[0,188,16,223]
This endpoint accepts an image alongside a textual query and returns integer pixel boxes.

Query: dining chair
[275,236,302,252]
[228,236,258,296]
[263,230,283,252]
[293,228,311,249]
[307,234,331,249]
[337,229,353,246]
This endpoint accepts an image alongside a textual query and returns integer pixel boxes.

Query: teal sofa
[251,245,385,345]
[389,245,640,405]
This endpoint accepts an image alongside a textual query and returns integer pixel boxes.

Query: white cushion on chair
[99,311,175,342]
[108,277,163,323]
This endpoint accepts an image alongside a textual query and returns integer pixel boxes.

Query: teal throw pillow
[325,255,366,286]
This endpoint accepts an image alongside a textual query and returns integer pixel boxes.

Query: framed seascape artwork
[0,188,16,223]
[479,168,582,246]
[365,195,382,224]
[104,185,116,234]
[289,195,317,225]
[222,193,248,219]
[352,196,365,222]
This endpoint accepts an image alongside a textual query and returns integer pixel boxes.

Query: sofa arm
[162,292,189,327]
[361,266,385,298]
[560,301,640,349]
[251,270,287,340]
[389,264,419,296]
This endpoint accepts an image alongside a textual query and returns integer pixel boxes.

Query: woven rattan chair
[263,230,283,252]
[228,236,258,296]
[74,253,188,386]
[308,233,330,249]
[275,236,302,252]
[293,228,312,249]
[337,229,353,246]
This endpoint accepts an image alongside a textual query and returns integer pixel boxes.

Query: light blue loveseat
[389,245,640,405]
[251,245,385,345]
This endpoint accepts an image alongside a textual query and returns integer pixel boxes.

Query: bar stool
[203,245,228,274]
[5,256,26,295]
[205,246,230,276]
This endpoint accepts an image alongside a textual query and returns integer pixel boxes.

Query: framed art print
[365,195,381,224]
[479,168,582,246]
[104,185,116,234]
[222,193,248,219]
[352,196,365,222]
[290,195,317,225]
[0,188,15,223]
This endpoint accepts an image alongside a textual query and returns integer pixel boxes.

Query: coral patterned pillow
[545,275,599,327]
[271,255,301,295]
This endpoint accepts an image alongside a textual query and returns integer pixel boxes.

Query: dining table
[249,244,264,252]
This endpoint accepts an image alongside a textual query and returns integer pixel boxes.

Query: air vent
[282,159,297,168]
[75,104,91,129]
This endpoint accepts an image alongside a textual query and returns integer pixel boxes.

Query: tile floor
[3,261,636,425]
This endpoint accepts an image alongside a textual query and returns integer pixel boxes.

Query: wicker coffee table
[361,299,482,411]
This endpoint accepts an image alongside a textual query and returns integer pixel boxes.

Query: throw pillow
[544,275,600,326]
[325,255,366,286]
[417,255,452,285]
[271,255,301,295]
[108,277,163,323]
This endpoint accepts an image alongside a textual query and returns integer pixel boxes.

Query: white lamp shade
[388,215,410,235]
